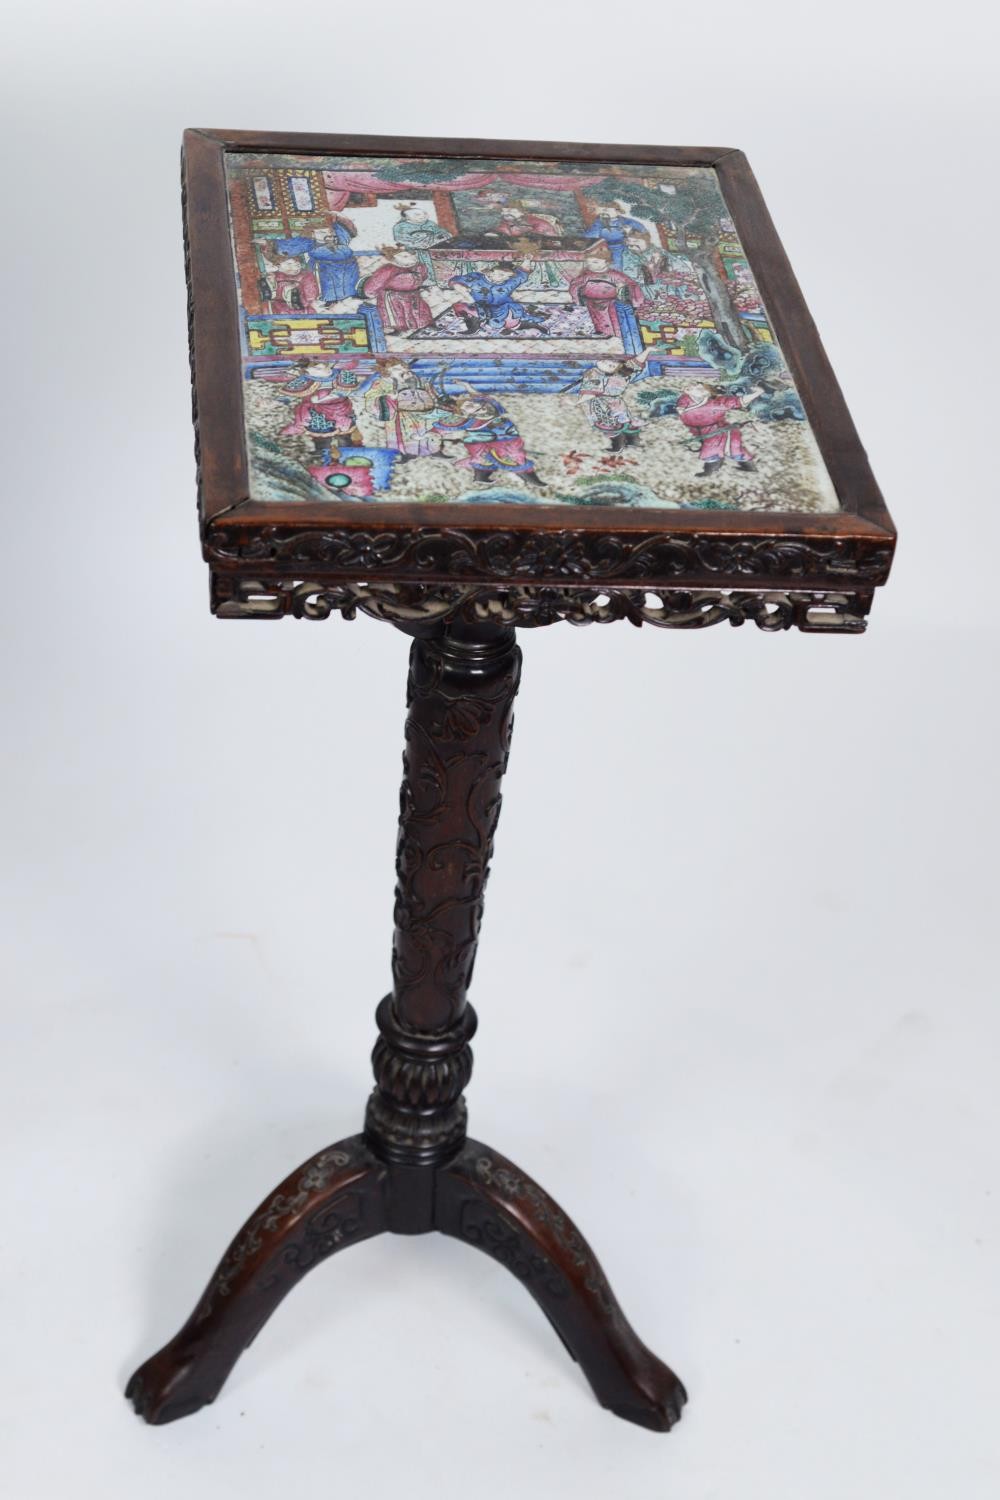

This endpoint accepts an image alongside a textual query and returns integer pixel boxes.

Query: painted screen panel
[224,151,840,514]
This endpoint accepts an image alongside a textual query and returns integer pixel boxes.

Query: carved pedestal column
[127,619,686,1432]
[365,623,520,1225]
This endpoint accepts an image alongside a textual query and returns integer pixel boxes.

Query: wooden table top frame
[126,131,895,1433]
[185,128,894,634]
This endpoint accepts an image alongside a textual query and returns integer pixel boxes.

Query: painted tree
[592,171,749,351]
[367,158,511,185]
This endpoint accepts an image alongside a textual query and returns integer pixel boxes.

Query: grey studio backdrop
[2,2,998,1498]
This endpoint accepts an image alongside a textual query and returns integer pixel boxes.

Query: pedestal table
[126,131,895,1431]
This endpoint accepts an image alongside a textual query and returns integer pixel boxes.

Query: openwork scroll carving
[211,575,872,633]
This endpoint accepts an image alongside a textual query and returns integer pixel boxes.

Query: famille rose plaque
[183,132,894,631]
[227,150,836,514]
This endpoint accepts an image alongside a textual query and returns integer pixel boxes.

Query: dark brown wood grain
[182,131,247,522]
[181,129,896,601]
[126,1136,388,1424]
[716,152,893,536]
[126,134,897,1439]
[126,621,687,1432]
[437,1141,686,1431]
[191,127,738,165]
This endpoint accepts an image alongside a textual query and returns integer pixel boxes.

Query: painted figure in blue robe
[433,395,546,487]
[584,201,648,269]
[447,259,547,335]
[271,216,360,304]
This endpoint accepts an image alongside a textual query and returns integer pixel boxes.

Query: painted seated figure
[495,202,562,237]
[258,249,321,312]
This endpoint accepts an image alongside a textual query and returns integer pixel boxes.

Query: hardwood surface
[126,132,898,1436]
[182,130,895,616]
[127,622,686,1431]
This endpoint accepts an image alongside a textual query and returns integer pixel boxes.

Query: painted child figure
[434,395,546,486]
[579,357,644,450]
[448,259,546,335]
[256,244,321,312]
[676,380,765,475]
[391,204,452,286]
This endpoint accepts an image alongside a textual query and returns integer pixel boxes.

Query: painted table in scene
[125,130,896,1434]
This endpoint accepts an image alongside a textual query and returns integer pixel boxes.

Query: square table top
[183,130,895,633]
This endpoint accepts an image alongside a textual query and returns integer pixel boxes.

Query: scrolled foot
[126,1134,387,1424]
[602,1365,687,1433]
[435,1139,687,1432]
[125,1344,224,1426]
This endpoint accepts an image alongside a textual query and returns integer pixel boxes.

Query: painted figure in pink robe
[433,395,546,487]
[676,381,765,475]
[358,248,434,334]
[567,254,650,338]
[257,249,321,312]
[496,203,562,237]
[278,359,364,460]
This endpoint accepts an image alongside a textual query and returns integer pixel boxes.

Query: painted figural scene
[226,153,840,513]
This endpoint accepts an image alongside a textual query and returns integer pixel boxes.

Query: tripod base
[126,1134,686,1433]
[128,626,686,1435]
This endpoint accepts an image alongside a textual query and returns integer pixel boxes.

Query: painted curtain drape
[321,170,606,211]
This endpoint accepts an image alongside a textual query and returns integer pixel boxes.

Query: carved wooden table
[126,131,895,1432]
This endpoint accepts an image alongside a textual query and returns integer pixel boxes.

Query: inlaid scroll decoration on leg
[126,1135,387,1424]
[127,621,687,1434]
[436,1141,687,1433]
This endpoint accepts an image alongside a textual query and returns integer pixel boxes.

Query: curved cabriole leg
[436,1140,687,1432]
[127,623,688,1433]
[126,1134,387,1424]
